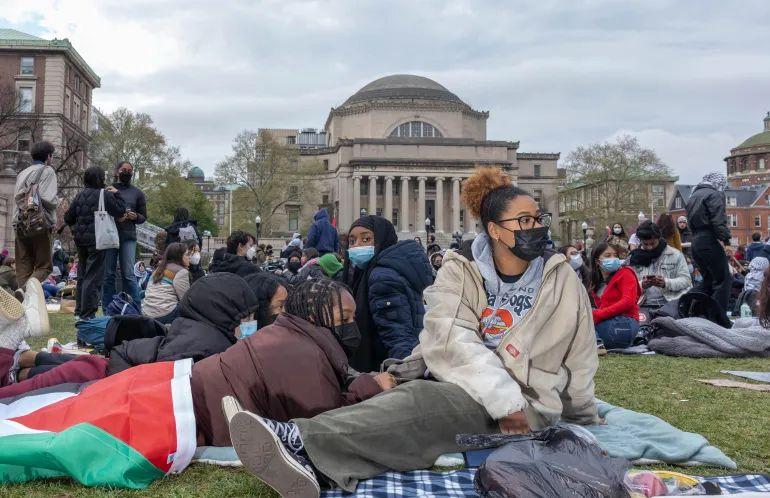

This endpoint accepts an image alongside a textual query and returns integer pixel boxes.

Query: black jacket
[107,273,258,375]
[165,219,203,247]
[208,252,260,277]
[64,188,126,247]
[685,183,731,243]
[112,182,146,241]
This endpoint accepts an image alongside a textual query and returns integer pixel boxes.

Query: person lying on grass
[225,166,599,498]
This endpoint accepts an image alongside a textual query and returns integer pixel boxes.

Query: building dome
[342,74,466,107]
[725,112,770,187]
[187,166,205,180]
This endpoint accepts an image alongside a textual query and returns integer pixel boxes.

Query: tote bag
[95,189,120,250]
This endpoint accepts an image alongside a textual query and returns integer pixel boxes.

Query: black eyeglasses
[496,213,552,230]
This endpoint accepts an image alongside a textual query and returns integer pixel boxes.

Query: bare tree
[0,83,39,152]
[215,129,323,235]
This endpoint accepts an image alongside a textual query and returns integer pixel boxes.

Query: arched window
[389,121,443,138]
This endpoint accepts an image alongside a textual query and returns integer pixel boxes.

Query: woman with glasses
[227,167,600,498]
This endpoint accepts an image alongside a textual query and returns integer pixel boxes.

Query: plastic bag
[624,470,714,496]
[474,426,630,498]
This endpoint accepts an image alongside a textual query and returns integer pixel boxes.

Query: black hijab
[343,215,398,370]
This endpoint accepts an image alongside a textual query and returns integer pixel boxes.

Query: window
[392,208,399,228]
[376,180,383,196]
[393,181,400,195]
[728,213,738,227]
[388,121,443,138]
[20,57,34,75]
[533,189,543,206]
[286,136,296,145]
[674,196,683,209]
[18,87,33,112]
[533,164,541,178]
[288,186,299,200]
[323,159,329,169]
[322,194,329,205]
[727,196,737,207]
[287,208,299,231]
[64,90,71,119]
[761,158,767,170]
[755,216,762,228]
[17,138,30,152]
[361,181,368,195]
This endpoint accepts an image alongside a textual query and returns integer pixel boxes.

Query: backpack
[178,223,197,242]
[14,166,52,239]
[104,292,142,317]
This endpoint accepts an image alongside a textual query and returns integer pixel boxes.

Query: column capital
[451,176,462,182]
[417,176,428,182]
[384,176,396,181]
[401,176,410,182]
[434,176,446,182]
[368,174,379,180]
[352,175,362,180]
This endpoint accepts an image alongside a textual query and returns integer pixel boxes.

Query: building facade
[260,74,563,239]
[187,166,232,230]
[0,28,100,166]
[726,113,770,188]
[558,178,678,245]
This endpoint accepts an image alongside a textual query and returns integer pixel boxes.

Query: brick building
[669,184,770,246]
[186,166,233,232]
[725,112,770,188]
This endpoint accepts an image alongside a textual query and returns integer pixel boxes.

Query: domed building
[726,112,770,187]
[264,74,563,238]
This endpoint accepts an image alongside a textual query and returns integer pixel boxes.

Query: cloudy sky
[2,0,769,183]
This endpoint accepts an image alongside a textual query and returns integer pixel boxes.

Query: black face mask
[432,263,442,271]
[333,322,361,358]
[287,260,301,273]
[499,225,549,262]
[118,172,132,185]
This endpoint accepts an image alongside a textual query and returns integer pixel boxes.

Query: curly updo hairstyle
[461,166,532,234]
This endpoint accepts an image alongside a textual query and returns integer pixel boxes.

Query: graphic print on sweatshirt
[480,281,540,349]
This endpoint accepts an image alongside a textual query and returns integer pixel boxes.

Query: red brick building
[669,184,770,246]
[726,113,770,188]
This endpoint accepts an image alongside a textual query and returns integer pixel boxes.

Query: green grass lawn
[4,313,770,497]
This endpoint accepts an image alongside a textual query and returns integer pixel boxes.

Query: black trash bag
[474,427,630,498]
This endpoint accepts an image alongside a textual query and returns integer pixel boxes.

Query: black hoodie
[108,273,258,375]
[208,251,260,277]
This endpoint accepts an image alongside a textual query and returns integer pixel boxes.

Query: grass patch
[3,313,769,496]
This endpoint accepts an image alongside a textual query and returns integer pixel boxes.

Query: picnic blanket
[649,316,770,358]
[319,471,770,497]
[723,370,770,383]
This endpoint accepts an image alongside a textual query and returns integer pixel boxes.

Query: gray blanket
[649,316,770,358]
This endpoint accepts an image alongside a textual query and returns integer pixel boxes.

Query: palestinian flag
[0,359,196,489]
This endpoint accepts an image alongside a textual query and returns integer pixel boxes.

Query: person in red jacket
[589,241,641,349]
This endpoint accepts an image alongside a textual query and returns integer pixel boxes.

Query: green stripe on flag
[0,423,165,489]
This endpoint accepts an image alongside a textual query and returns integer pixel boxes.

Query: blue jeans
[102,239,140,313]
[595,315,639,349]
[42,283,59,299]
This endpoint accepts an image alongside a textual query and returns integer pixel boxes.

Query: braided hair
[285,278,348,330]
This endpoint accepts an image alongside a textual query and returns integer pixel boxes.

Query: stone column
[352,176,361,220]
[435,177,445,233]
[0,151,19,256]
[337,176,350,230]
[368,176,378,216]
[384,176,394,221]
[400,176,410,232]
[417,176,427,233]
[452,177,461,234]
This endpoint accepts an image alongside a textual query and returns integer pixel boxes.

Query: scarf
[629,238,667,267]
[700,172,727,192]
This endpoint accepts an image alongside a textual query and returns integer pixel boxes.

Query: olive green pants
[294,380,498,492]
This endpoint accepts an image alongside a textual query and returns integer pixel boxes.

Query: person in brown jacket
[191,278,392,447]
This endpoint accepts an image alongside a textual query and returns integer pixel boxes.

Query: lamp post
[425,217,431,235]
[638,211,646,224]
[360,208,367,218]
[255,215,262,246]
[203,230,211,252]
[581,221,588,248]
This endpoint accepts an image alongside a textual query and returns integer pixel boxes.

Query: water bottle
[740,303,752,318]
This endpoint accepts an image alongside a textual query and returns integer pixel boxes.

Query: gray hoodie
[471,233,544,349]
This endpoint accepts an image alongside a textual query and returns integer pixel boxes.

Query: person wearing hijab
[344,215,433,371]
[685,171,732,311]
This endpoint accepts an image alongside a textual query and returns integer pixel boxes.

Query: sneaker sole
[230,411,320,498]
[25,278,49,336]
[221,395,244,424]
[0,286,25,322]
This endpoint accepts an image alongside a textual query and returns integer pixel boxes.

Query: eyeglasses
[496,213,552,230]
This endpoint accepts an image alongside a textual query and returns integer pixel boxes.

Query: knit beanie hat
[317,253,343,277]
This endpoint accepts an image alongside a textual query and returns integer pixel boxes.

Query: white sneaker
[23,277,49,337]
[229,411,320,498]
[0,286,25,326]
[221,395,244,424]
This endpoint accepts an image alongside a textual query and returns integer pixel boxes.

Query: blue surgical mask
[569,254,583,270]
[600,257,622,273]
[687,264,694,274]
[348,245,375,268]
[239,320,258,339]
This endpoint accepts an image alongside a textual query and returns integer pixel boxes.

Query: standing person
[208,230,260,277]
[656,213,682,251]
[51,240,68,278]
[64,167,126,320]
[589,242,641,350]
[606,223,630,252]
[685,172,732,311]
[142,243,191,325]
[164,207,203,248]
[306,208,339,256]
[13,141,59,289]
[344,215,433,370]
[102,161,146,312]
[746,232,765,262]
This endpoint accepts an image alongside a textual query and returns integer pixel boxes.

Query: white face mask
[569,253,583,270]
[613,227,622,235]
[189,252,201,265]
[246,246,257,261]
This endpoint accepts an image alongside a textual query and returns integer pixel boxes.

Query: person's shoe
[221,395,244,424]
[597,340,608,356]
[0,287,25,326]
[229,411,319,498]
[23,278,49,337]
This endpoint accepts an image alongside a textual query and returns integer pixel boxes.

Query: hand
[641,279,652,290]
[498,411,530,434]
[652,276,666,288]
[105,186,117,193]
[126,211,138,220]
[117,215,128,223]
[372,372,397,391]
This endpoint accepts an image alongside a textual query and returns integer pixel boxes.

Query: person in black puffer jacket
[107,272,258,375]
[685,171,732,312]
[344,215,434,372]
[64,167,126,319]
[165,207,203,247]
